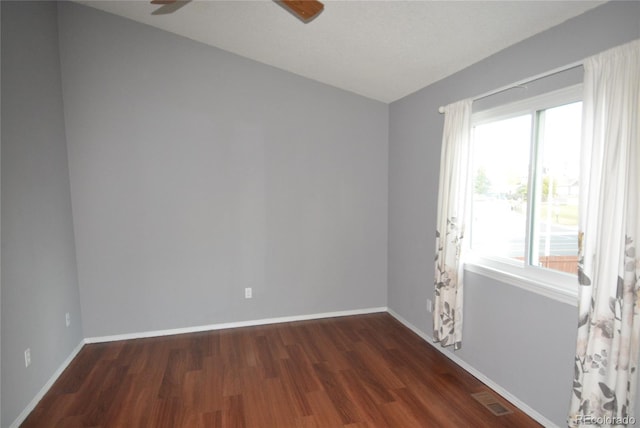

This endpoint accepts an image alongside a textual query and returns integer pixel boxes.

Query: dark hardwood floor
[22,313,541,427]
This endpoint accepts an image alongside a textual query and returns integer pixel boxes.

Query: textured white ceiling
[77,0,605,103]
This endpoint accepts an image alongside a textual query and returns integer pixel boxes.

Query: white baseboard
[386,308,558,428]
[9,339,85,428]
[85,306,388,344]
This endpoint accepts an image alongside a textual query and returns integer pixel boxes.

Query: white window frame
[464,84,582,306]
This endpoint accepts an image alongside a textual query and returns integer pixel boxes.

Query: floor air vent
[471,391,513,416]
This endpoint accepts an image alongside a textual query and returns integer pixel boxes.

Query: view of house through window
[470,98,582,276]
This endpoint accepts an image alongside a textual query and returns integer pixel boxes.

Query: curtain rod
[437,60,584,113]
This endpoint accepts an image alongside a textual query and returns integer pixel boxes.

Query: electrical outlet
[24,348,31,368]
[244,287,252,299]
[427,299,433,313]
[65,312,71,327]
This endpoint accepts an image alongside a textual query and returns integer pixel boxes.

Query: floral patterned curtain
[433,99,472,350]
[569,39,640,427]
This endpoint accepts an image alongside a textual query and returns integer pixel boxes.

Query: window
[466,86,582,302]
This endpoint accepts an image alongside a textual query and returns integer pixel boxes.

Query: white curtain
[569,39,640,427]
[433,99,472,350]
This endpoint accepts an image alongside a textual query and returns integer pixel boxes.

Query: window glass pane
[471,114,532,262]
[531,102,582,274]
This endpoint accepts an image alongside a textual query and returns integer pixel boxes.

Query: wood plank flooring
[22,313,541,427]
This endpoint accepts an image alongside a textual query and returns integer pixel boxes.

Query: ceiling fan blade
[279,0,324,22]
[152,0,191,15]
[150,0,324,21]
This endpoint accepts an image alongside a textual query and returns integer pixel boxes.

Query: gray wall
[1,2,83,427]
[387,1,640,426]
[57,2,388,339]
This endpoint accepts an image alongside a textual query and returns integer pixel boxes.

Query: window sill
[464,261,578,307]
